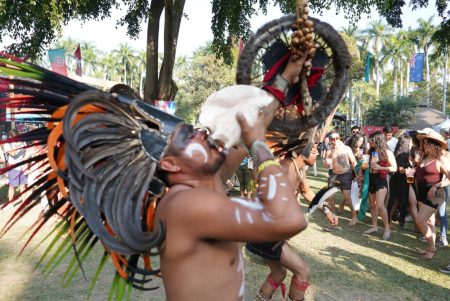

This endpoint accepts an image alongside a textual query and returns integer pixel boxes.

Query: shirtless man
[154,57,308,301]
[324,132,357,225]
[246,142,337,301]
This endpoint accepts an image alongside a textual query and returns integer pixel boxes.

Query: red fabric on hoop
[262,85,285,103]
[263,53,290,82]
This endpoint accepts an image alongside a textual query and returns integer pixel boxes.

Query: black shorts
[369,173,388,194]
[417,183,444,209]
[245,241,284,261]
[329,170,353,191]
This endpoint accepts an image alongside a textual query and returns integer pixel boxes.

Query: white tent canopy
[432,117,450,132]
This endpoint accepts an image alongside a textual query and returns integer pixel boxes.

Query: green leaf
[87,251,109,300]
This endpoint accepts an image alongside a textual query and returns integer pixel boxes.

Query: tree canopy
[0,0,448,103]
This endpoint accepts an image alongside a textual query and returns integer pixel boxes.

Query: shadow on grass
[313,245,450,300]
[301,202,450,300]
[0,207,165,301]
[244,222,450,301]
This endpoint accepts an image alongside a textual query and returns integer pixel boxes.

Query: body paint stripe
[267,175,277,200]
[230,197,264,210]
[234,208,241,224]
[246,211,254,224]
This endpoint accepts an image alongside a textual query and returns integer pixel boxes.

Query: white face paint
[184,142,208,163]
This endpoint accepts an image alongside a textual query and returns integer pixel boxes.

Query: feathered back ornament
[0,55,183,297]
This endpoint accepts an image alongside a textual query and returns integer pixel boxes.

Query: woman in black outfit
[365,131,397,240]
[387,135,413,227]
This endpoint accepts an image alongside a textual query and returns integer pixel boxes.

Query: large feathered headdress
[0,55,183,295]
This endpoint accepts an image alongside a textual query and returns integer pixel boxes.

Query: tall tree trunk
[406,63,410,96]
[357,100,362,126]
[144,1,165,103]
[348,81,353,125]
[375,58,380,99]
[393,59,398,97]
[158,0,186,100]
[443,48,448,113]
[375,39,380,100]
[399,61,403,96]
[319,106,339,141]
[425,44,430,104]
[124,60,127,85]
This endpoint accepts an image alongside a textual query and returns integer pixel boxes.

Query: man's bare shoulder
[157,187,227,220]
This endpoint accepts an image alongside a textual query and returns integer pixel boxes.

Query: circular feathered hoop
[237,14,351,135]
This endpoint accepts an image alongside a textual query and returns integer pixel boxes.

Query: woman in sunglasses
[365,131,397,240]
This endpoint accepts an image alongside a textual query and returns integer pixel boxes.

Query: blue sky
[1,0,440,56]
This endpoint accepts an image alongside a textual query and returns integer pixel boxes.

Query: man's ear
[160,156,181,173]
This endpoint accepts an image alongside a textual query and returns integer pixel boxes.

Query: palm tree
[340,26,363,125]
[99,52,119,81]
[395,30,415,96]
[137,50,147,97]
[383,30,414,97]
[80,41,98,76]
[363,20,392,99]
[365,96,415,127]
[341,25,359,40]
[113,43,136,85]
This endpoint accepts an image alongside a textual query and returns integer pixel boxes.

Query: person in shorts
[324,132,357,226]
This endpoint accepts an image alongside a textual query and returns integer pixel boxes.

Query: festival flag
[364,53,371,82]
[410,53,425,82]
[74,45,82,76]
[48,48,68,76]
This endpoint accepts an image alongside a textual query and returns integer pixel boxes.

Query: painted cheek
[184,142,208,163]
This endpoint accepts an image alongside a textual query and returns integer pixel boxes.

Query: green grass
[0,162,449,301]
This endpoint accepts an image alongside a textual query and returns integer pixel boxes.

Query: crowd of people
[222,122,450,299]
[314,125,449,271]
